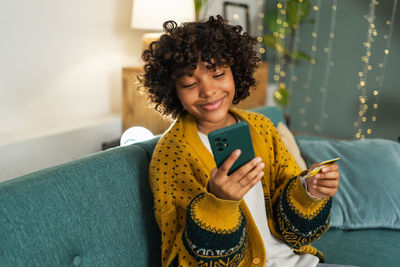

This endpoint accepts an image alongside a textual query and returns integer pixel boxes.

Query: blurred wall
[0,0,144,180]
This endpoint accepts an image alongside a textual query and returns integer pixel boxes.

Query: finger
[306,162,321,177]
[320,163,339,173]
[218,149,242,175]
[307,162,320,172]
[238,171,264,196]
[312,178,339,189]
[230,157,263,182]
[238,162,265,187]
[312,185,337,197]
[315,171,340,180]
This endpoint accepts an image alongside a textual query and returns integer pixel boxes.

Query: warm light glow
[274,91,282,100]
[131,0,195,30]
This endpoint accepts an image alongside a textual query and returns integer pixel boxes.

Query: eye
[213,72,225,78]
[182,82,196,88]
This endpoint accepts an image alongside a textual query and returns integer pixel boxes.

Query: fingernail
[313,185,317,189]
[259,171,264,177]
[315,174,320,179]
[260,163,265,169]
[313,179,317,185]
[322,167,328,172]
[234,149,241,156]
[255,157,262,163]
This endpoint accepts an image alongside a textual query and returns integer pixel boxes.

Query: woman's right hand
[208,149,265,201]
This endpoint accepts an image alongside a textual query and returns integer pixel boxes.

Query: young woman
[140,15,340,267]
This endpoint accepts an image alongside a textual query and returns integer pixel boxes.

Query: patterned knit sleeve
[182,192,247,266]
[149,149,247,267]
[262,117,331,249]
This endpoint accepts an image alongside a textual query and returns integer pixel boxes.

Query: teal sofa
[1,106,399,267]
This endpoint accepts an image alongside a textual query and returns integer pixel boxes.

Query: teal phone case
[208,121,255,175]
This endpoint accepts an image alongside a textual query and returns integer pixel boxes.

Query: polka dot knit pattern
[149,108,331,266]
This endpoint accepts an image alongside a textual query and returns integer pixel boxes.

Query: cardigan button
[252,257,260,264]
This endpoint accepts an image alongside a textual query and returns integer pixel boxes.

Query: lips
[198,97,225,111]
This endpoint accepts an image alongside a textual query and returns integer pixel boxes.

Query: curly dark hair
[139,15,260,118]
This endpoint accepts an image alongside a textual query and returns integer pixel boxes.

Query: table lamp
[131,0,195,50]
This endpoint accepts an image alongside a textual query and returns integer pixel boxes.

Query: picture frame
[223,2,250,33]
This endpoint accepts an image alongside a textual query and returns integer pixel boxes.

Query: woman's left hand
[306,163,340,199]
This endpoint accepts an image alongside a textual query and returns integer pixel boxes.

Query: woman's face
[175,58,236,132]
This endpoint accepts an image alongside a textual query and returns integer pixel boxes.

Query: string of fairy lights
[316,0,338,133]
[354,0,376,139]
[354,0,398,139]
[269,0,339,133]
[257,0,266,56]
[299,0,322,128]
[294,0,338,133]
[286,0,304,115]
[272,0,288,99]
[227,1,266,56]
[226,0,397,139]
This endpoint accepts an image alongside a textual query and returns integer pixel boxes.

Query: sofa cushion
[0,145,161,266]
[296,136,400,230]
[277,122,307,170]
[250,106,286,126]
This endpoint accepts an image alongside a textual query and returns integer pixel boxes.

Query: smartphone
[208,121,255,175]
[305,158,341,178]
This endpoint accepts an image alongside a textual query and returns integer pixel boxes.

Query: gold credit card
[305,157,340,178]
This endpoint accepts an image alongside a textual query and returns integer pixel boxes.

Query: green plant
[194,0,208,21]
[263,0,314,106]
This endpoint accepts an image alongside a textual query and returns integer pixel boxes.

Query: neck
[196,112,237,135]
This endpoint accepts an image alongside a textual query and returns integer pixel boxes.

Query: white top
[198,131,319,267]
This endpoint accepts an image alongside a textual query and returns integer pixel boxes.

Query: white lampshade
[131,0,195,30]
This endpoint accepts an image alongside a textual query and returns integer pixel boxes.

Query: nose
[198,78,216,98]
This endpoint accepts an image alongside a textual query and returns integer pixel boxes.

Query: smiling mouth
[198,97,225,111]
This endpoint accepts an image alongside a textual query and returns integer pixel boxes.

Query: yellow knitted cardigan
[149,108,331,267]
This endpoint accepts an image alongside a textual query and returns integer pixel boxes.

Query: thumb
[210,168,218,179]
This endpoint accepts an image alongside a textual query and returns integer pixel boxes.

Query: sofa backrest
[0,144,161,266]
